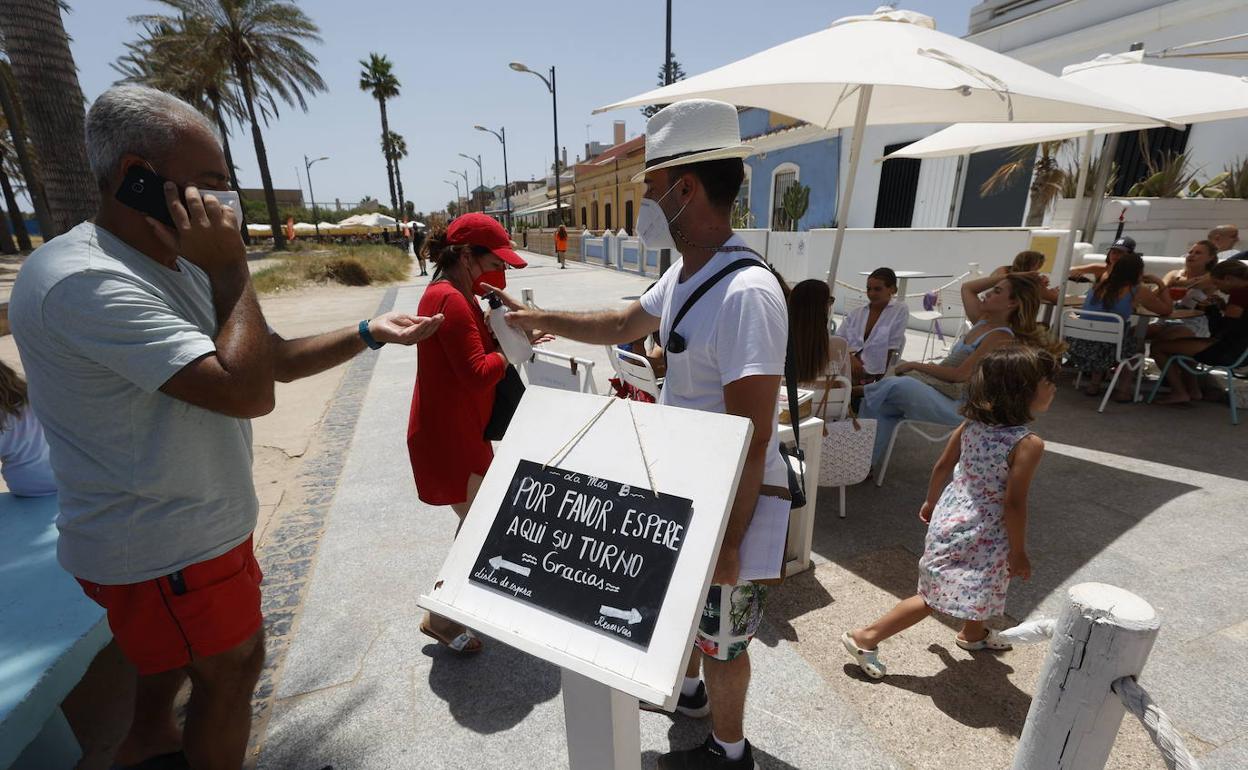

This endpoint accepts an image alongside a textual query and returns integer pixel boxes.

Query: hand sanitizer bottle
[486,293,534,364]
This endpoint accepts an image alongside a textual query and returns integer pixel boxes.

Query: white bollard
[1012,583,1161,770]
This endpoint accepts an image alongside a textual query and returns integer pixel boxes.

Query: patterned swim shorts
[695,582,769,661]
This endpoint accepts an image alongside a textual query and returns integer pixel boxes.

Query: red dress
[407,281,507,505]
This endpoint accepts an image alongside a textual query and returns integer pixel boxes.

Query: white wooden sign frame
[420,386,751,765]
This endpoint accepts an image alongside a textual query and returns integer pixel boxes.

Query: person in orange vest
[555,224,568,269]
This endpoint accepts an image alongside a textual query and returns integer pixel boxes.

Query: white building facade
[844,0,1248,233]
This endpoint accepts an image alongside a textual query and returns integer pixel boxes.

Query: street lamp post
[475,125,511,231]
[450,169,470,213]
[304,154,329,239]
[458,153,484,213]
[510,61,563,228]
[451,178,466,214]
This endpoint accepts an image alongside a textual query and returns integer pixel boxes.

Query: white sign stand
[419,387,752,769]
[562,669,642,770]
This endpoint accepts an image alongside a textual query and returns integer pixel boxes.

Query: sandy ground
[248,282,393,547]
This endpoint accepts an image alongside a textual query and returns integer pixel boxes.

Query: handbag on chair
[814,379,876,488]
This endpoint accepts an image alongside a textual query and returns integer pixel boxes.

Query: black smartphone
[115,164,182,228]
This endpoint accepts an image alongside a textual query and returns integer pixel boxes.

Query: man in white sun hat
[498,98,788,770]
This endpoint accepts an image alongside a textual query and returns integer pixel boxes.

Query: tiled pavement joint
[246,286,399,764]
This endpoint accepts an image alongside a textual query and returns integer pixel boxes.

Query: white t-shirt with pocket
[639,235,789,487]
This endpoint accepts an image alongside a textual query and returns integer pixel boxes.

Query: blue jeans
[859,376,963,466]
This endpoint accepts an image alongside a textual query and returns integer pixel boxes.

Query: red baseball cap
[446,213,527,268]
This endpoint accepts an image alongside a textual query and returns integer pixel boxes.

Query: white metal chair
[874,420,959,488]
[833,282,867,333]
[611,347,662,400]
[911,272,971,362]
[1063,309,1144,413]
[826,335,852,381]
[521,349,598,394]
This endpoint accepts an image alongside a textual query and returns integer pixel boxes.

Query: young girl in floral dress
[842,345,1057,679]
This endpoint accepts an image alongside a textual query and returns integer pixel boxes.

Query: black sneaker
[641,680,710,718]
[658,735,758,769]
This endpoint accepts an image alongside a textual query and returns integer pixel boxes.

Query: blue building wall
[738,109,840,232]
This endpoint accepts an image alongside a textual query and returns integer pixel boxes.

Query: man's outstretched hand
[368,312,444,345]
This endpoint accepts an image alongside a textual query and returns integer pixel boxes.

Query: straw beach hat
[631,99,754,182]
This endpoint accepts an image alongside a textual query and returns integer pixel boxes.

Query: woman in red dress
[408,213,528,653]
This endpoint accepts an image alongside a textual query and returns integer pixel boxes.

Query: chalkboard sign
[470,459,694,649]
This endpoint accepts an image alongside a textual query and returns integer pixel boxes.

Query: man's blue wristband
[359,319,385,350]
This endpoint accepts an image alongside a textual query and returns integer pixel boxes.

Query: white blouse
[836,300,910,375]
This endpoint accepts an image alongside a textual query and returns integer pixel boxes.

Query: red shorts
[77,537,264,676]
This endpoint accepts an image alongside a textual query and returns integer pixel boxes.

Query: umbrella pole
[1082,132,1120,245]
[1053,129,1094,341]
[826,84,873,289]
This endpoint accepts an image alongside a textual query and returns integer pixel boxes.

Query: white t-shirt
[0,404,56,496]
[639,235,789,487]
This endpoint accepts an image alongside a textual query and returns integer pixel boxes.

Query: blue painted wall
[738,109,840,232]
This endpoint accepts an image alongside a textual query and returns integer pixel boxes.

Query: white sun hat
[631,98,753,182]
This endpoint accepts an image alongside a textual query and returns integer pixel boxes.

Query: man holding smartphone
[9,85,442,770]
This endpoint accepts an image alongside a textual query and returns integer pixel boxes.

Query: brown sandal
[420,620,483,655]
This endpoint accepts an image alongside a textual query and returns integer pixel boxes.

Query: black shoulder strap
[664,247,804,451]
[668,257,765,335]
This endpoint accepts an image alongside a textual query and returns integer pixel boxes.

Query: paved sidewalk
[253,253,1245,769]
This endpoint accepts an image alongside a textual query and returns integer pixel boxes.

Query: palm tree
[980,141,1071,227]
[0,136,32,252]
[0,0,99,237]
[114,16,254,241]
[114,18,247,194]
[359,53,401,228]
[0,60,49,240]
[138,1,327,250]
[383,130,408,227]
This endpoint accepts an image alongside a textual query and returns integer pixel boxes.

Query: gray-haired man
[10,85,441,769]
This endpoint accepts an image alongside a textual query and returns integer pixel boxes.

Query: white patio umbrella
[358,212,398,229]
[594,6,1161,286]
[887,49,1248,335]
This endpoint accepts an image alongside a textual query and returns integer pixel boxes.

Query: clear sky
[59,0,977,214]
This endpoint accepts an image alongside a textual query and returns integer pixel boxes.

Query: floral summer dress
[917,421,1031,621]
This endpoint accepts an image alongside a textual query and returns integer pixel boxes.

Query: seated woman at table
[1066,253,1171,400]
[1151,260,1248,405]
[1149,240,1220,340]
[1069,237,1135,282]
[860,273,1058,468]
[992,250,1060,303]
[835,268,909,385]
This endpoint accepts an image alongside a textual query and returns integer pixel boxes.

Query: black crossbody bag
[483,292,526,441]
[484,363,524,441]
[663,251,807,509]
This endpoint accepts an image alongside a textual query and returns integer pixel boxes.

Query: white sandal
[841,632,886,679]
[956,628,1012,651]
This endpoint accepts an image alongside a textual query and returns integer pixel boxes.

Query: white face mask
[637,180,688,251]
[204,189,243,224]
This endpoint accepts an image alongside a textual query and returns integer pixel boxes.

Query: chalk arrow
[488,555,531,577]
[600,605,643,624]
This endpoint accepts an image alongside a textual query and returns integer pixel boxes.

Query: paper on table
[736,494,790,582]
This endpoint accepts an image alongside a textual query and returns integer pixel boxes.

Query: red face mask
[472,268,506,296]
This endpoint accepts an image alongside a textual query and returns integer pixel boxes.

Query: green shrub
[250,243,410,294]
